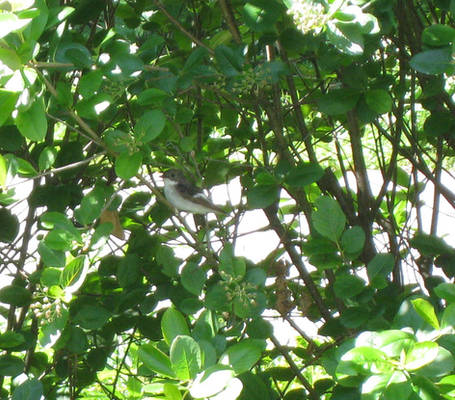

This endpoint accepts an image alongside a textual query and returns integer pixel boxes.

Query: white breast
[164,180,213,213]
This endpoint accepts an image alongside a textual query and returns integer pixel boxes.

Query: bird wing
[176,181,203,197]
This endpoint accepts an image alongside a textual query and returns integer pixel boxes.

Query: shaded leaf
[220,339,265,374]
[15,98,47,141]
[410,48,454,75]
[12,378,43,400]
[161,308,190,345]
[0,285,31,307]
[312,196,346,242]
[115,152,142,180]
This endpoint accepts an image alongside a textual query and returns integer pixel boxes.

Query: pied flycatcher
[162,169,224,214]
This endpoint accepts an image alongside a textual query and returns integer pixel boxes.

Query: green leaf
[405,341,439,370]
[181,262,206,295]
[163,383,182,400]
[170,335,202,380]
[74,305,111,330]
[422,24,455,47]
[38,242,65,268]
[383,372,413,400]
[39,307,68,347]
[418,346,455,379]
[205,284,231,312]
[138,343,175,378]
[60,256,86,288]
[0,154,6,187]
[0,126,22,152]
[241,1,283,33]
[134,109,166,143]
[410,48,454,75]
[23,0,49,43]
[0,12,32,38]
[441,304,455,329]
[15,156,37,177]
[0,208,19,243]
[247,184,279,209]
[246,318,273,339]
[340,307,369,329]
[341,226,365,255]
[0,331,25,349]
[326,21,365,55]
[284,163,324,187]
[0,90,19,127]
[214,45,243,76]
[189,365,238,399]
[161,308,190,346]
[334,274,365,299]
[0,355,24,376]
[365,89,392,114]
[55,42,92,68]
[356,330,415,358]
[0,47,22,70]
[0,285,31,307]
[317,88,361,115]
[411,298,440,329]
[246,268,267,286]
[38,146,57,171]
[115,151,143,180]
[367,253,394,289]
[409,233,452,256]
[424,111,453,137]
[312,196,346,242]
[41,212,82,243]
[12,378,43,400]
[79,70,103,97]
[40,267,61,287]
[337,346,389,378]
[435,283,455,303]
[219,244,246,280]
[220,339,265,374]
[137,88,169,106]
[156,245,180,277]
[75,186,105,225]
[44,229,74,251]
[435,253,455,278]
[15,97,47,141]
[76,93,112,119]
[233,290,266,318]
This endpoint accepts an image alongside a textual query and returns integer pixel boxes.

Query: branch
[263,205,332,322]
[218,0,242,44]
[34,68,105,147]
[153,0,214,55]
[269,334,319,400]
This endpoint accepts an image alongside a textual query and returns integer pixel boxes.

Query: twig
[153,0,214,55]
[269,334,319,400]
[3,152,106,189]
[219,0,242,44]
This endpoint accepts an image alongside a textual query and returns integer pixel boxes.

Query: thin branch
[153,0,214,55]
[4,152,106,189]
[269,334,319,400]
[218,0,242,44]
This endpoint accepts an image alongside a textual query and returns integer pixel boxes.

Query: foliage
[1,0,455,399]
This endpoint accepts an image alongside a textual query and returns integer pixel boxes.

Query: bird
[162,169,224,214]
